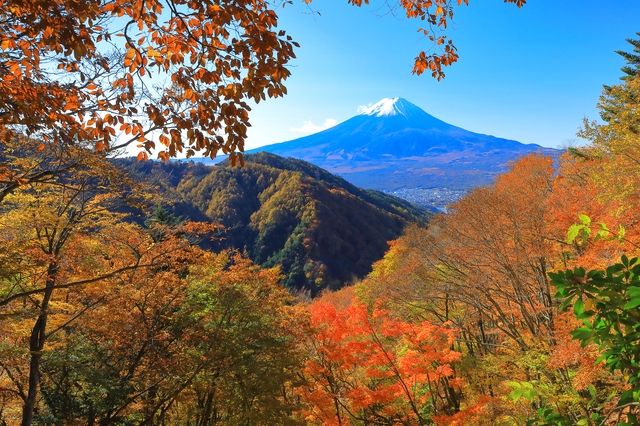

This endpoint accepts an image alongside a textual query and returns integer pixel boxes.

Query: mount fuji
[250,97,559,192]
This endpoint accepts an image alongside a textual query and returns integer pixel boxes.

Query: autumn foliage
[0,0,300,163]
[297,300,488,425]
[350,42,640,422]
[6,1,640,425]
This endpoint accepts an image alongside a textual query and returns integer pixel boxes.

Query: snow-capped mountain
[249,97,559,191]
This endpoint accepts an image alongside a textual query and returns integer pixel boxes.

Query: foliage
[616,32,640,79]
[0,151,306,425]
[578,75,640,207]
[0,0,298,164]
[298,300,487,425]
[175,253,304,425]
[551,256,640,423]
[31,251,304,425]
[126,153,428,294]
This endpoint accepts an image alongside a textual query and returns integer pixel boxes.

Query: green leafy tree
[538,256,640,424]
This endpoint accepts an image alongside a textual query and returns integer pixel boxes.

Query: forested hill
[122,153,429,295]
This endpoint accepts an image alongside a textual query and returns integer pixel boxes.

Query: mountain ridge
[122,153,429,294]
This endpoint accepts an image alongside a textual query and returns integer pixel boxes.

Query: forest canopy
[121,153,427,294]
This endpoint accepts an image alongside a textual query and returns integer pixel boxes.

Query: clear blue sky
[242,1,640,150]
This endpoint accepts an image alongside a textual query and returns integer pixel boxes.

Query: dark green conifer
[601,32,640,122]
[616,32,640,79]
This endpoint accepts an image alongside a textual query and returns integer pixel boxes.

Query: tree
[30,251,304,425]
[173,253,304,425]
[617,32,640,79]
[0,0,298,159]
[525,256,640,425]
[385,155,557,353]
[0,156,303,424]
[0,138,84,203]
[31,226,198,425]
[0,153,189,425]
[298,299,487,425]
[354,155,582,423]
[553,75,640,271]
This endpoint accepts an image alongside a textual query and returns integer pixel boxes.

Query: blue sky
[242,1,640,150]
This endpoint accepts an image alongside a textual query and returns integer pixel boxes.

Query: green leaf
[623,288,640,309]
[573,298,585,317]
[567,224,581,244]
[571,327,593,343]
[578,213,592,226]
[618,225,626,241]
[506,381,521,390]
[619,389,636,405]
[587,384,597,399]
[596,223,610,240]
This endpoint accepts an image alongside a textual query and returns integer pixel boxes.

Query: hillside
[250,97,560,191]
[124,153,428,294]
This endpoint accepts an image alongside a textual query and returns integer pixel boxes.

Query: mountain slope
[251,98,559,190]
[124,153,428,295]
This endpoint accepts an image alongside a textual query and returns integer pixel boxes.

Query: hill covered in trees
[123,153,428,294]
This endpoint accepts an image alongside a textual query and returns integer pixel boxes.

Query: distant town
[386,187,467,212]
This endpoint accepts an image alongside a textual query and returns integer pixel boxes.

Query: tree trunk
[21,261,57,426]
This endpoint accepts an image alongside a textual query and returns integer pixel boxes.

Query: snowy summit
[360,97,416,117]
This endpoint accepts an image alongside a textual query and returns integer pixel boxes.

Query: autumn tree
[0,152,304,425]
[298,298,488,425]
[371,155,557,353]
[526,37,640,425]
[352,155,579,422]
[29,250,304,425]
[0,0,299,159]
[172,253,304,425]
[0,153,181,425]
[549,58,640,269]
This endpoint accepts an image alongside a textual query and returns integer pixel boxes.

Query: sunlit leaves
[298,300,475,424]
[0,0,298,161]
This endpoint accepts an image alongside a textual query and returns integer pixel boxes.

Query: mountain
[250,97,559,192]
[123,153,428,295]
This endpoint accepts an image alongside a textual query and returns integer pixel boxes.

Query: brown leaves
[1,0,298,161]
